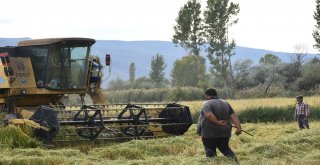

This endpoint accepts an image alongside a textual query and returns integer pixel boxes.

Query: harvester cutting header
[0,38,192,142]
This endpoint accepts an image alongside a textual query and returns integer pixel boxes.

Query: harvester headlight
[20,89,27,94]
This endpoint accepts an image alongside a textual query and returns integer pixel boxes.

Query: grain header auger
[0,38,193,143]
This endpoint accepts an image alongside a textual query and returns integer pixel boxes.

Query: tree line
[107,50,320,100]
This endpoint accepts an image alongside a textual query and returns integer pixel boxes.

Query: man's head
[205,88,217,99]
[296,95,303,103]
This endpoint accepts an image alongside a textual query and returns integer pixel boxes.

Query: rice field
[180,96,320,113]
[1,96,320,165]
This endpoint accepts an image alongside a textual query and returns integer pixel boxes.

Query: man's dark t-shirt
[200,99,235,138]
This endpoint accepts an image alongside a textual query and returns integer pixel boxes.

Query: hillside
[92,40,295,79]
[0,38,317,87]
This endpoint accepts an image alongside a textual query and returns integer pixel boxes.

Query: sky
[0,0,317,53]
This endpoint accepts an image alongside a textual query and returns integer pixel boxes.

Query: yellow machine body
[0,38,105,115]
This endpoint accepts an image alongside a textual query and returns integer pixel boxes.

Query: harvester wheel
[117,104,149,137]
[73,105,104,140]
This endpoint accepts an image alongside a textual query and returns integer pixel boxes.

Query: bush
[234,83,285,99]
[105,87,204,103]
[238,106,320,123]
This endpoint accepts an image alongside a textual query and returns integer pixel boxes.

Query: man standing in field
[197,88,242,162]
[294,95,310,129]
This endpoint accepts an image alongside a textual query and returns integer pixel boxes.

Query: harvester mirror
[105,54,111,66]
[4,66,14,76]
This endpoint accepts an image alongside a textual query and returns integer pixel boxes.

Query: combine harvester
[0,38,192,142]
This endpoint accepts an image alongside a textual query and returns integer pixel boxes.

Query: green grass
[189,105,320,124]
[181,96,320,124]
[0,125,41,148]
[1,122,320,165]
[238,106,320,123]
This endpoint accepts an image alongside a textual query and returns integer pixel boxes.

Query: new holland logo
[16,62,25,71]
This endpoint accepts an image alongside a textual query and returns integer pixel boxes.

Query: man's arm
[305,104,310,118]
[294,105,297,120]
[204,111,227,126]
[230,113,242,135]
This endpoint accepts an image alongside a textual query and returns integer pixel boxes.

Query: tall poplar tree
[149,54,167,88]
[204,0,239,87]
[129,62,135,83]
[313,0,320,51]
[172,0,203,56]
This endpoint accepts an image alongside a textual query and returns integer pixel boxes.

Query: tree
[149,54,167,88]
[313,0,320,52]
[171,55,207,88]
[297,58,320,91]
[204,0,240,87]
[107,77,129,90]
[172,0,203,56]
[251,65,268,84]
[259,54,282,95]
[129,62,135,83]
[283,44,307,85]
[259,53,281,65]
[232,59,254,90]
[132,76,153,89]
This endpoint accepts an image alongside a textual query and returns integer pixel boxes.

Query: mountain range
[0,38,318,87]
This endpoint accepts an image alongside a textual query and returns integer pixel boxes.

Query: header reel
[25,103,192,142]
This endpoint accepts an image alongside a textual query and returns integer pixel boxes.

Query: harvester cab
[0,38,192,143]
